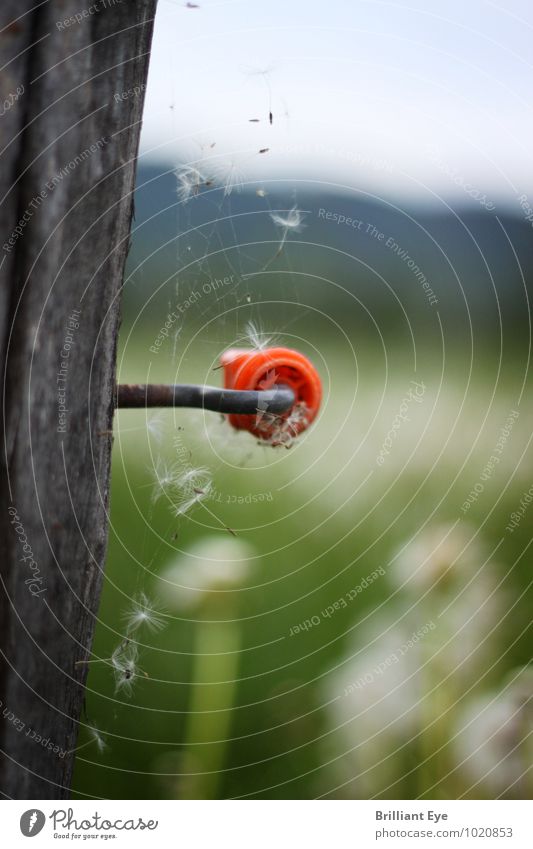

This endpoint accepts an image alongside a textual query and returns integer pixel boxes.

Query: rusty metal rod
[115,383,296,415]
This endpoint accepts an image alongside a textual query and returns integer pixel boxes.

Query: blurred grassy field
[71,324,532,799]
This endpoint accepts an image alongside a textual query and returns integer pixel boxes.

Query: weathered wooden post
[0,0,157,798]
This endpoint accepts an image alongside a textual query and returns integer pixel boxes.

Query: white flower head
[436,571,504,681]
[158,536,256,612]
[391,522,481,594]
[322,616,429,797]
[325,620,423,741]
[453,668,533,796]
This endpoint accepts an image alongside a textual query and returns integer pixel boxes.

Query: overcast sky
[140,0,533,203]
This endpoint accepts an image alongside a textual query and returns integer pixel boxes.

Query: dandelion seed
[258,148,269,154]
[151,459,183,505]
[147,414,165,444]
[153,465,230,531]
[170,467,213,516]
[78,613,160,699]
[87,722,107,753]
[256,189,267,197]
[175,166,206,202]
[112,640,139,696]
[123,592,165,634]
[270,205,305,233]
[151,456,217,520]
[264,205,306,265]
[255,401,310,448]
[110,639,135,669]
[249,118,260,122]
[244,320,274,350]
[67,721,108,756]
[269,111,273,124]
[115,669,135,695]
[212,158,245,196]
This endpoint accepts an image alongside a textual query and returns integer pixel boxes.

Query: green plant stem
[181,611,241,799]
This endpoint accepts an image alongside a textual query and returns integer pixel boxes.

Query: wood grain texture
[0,0,157,798]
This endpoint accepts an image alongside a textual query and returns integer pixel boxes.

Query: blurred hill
[125,162,533,352]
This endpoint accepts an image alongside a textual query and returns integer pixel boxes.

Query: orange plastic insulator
[220,347,322,442]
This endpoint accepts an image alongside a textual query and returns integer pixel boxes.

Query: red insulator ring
[220,347,322,441]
